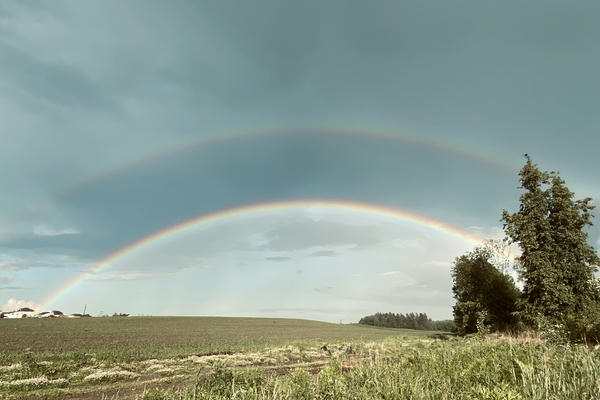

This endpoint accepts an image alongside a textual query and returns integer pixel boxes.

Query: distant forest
[358,312,455,332]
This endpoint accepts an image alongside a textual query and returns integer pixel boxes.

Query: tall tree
[502,155,600,326]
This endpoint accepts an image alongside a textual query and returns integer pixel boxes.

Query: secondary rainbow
[57,127,517,198]
[36,200,507,311]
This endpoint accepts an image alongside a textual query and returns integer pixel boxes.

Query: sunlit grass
[142,338,600,400]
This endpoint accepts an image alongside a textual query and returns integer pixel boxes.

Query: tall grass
[142,338,600,400]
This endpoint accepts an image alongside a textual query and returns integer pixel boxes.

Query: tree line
[452,155,600,343]
[359,312,454,332]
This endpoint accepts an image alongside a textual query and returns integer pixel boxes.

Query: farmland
[1,317,599,399]
[0,316,433,399]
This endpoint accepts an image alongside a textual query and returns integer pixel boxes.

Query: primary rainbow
[36,200,506,311]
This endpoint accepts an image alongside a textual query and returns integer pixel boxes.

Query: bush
[452,247,520,335]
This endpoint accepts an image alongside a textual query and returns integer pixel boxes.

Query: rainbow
[56,127,517,199]
[36,200,510,311]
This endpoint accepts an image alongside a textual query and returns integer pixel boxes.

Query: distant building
[36,310,64,318]
[0,308,91,319]
[1,307,38,319]
[4,310,34,318]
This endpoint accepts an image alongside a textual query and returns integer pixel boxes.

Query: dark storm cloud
[152,2,323,108]
[1,1,600,317]
[0,43,117,112]
[2,0,599,203]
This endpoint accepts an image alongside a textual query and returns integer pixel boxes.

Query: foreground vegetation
[1,317,599,399]
[141,335,600,400]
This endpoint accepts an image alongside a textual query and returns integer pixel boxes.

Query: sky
[1,0,599,322]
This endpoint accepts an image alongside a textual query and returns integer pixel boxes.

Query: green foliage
[452,247,520,335]
[193,364,266,399]
[502,155,600,341]
[282,369,313,400]
[358,312,454,331]
[563,299,600,344]
[141,390,173,400]
[476,311,491,337]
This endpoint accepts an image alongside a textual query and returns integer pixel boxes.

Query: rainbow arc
[37,200,514,311]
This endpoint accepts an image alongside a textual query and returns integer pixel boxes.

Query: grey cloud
[256,307,344,315]
[340,288,452,308]
[256,220,389,253]
[0,249,89,272]
[313,286,334,293]
[0,260,79,272]
[85,269,188,282]
[33,225,80,237]
[308,250,337,258]
[0,276,23,290]
[264,256,291,262]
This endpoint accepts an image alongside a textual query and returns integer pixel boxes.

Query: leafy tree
[451,246,520,335]
[502,155,600,333]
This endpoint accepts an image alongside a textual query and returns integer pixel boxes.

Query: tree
[358,312,454,331]
[502,155,600,331]
[451,246,520,335]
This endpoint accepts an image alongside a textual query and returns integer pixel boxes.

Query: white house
[3,307,35,319]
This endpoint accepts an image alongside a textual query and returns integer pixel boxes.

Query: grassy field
[1,317,599,399]
[0,316,435,399]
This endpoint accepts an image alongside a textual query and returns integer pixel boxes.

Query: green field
[0,316,432,355]
[1,317,599,400]
[0,316,436,399]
